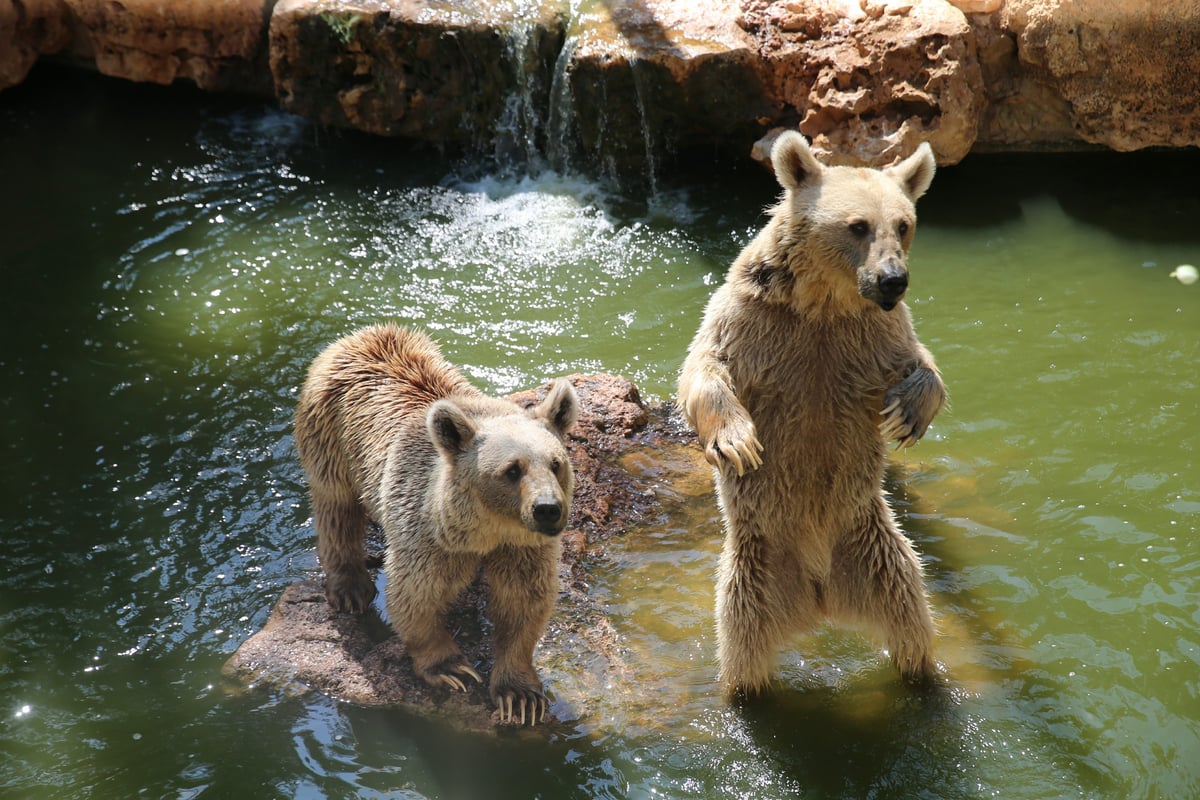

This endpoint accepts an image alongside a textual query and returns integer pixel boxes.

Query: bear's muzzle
[872,263,908,311]
[531,498,566,535]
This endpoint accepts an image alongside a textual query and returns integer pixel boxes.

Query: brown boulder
[997,0,1200,152]
[743,0,986,166]
[60,0,273,93]
[0,0,72,91]
[268,0,567,155]
[555,0,771,182]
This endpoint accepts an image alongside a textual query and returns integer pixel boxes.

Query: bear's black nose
[533,501,563,531]
[879,273,908,297]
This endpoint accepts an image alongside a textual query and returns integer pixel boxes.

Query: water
[2,67,1198,799]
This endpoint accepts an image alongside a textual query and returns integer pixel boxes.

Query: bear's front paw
[880,368,944,448]
[490,676,548,726]
[705,417,764,477]
[324,570,378,615]
[418,658,483,693]
[879,397,926,449]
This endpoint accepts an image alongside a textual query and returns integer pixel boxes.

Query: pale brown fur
[294,324,578,724]
[678,132,946,697]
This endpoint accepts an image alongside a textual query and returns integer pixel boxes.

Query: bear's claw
[325,572,378,615]
[880,367,944,448]
[425,661,482,693]
[879,402,924,448]
[494,688,547,725]
[705,419,765,476]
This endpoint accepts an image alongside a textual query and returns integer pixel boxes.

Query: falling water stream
[1,67,1198,799]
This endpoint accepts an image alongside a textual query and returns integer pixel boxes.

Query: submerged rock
[223,373,704,730]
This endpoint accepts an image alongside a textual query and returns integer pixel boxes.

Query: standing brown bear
[678,132,946,697]
[294,324,578,724]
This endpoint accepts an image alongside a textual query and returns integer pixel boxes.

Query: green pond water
[2,68,1198,799]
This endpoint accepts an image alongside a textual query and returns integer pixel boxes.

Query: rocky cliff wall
[4,0,1197,174]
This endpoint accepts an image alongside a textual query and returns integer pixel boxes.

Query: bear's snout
[871,262,908,311]
[878,272,908,297]
[531,497,566,535]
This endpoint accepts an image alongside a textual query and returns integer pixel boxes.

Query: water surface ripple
[1,70,1197,799]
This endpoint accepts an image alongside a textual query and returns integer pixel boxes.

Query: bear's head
[771,131,936,312]
[427,379,579,540]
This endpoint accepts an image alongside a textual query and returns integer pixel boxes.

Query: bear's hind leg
[313,490,377,614]
[714,535,800,699]
[483,543,560,724]
[827,496,937,683]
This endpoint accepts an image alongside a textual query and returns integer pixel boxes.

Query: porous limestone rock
[0,0,71,91]
[741,0,986,166]
[4,0,1198,194]
[998,0,1200,152]
[555,0,771,181]
[61,0,273,93]
[268,0,567,153]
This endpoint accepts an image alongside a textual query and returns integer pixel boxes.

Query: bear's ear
[771,131,824,193]
[885,142,937,201]
[532,379,579,439]
[428,400,477,458]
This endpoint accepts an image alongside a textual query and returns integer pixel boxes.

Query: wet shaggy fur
[678,132,946,696]
[294,324,579,724]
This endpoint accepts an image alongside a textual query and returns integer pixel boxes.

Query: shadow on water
[733,681,975,800]
[922,150,1200,243]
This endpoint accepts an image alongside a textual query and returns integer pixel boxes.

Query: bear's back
[297,324,478,519]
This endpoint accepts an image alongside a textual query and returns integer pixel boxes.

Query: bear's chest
[727,310,894,417]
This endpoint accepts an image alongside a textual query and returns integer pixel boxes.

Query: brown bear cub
[678,132,946,697]
[294,324,578,724]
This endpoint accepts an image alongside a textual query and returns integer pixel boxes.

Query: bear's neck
[730,220,873,321]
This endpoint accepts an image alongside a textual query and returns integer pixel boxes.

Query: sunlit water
[2,68,1197,799]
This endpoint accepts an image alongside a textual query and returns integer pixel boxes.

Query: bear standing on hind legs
[678,131,946,697]
[294,324,579,724]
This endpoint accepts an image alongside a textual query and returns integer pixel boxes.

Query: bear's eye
[898,220,910,237]
[504,463,524,482]
[848,221,870,237]
[550,459,562,474]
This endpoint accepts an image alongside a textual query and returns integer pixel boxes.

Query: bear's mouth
[532,521,565,537]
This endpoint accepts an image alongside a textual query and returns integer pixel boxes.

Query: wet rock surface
[269,0,567,149]
[4,1,1199,164]
[222,373,705,731]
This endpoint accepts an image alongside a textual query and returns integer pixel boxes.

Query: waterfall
[490,0,663,192]
[494,19,541,170]
[545,31,581,175]
[628,56,660,196]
